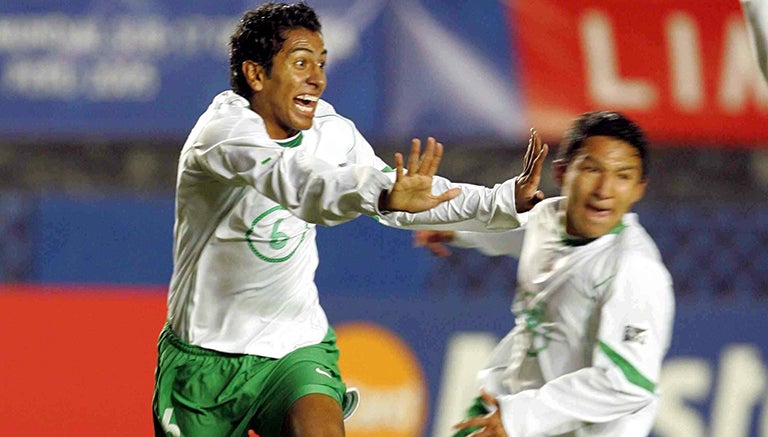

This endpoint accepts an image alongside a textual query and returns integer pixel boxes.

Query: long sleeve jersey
[167,91,523,358]
[452,197,675,437]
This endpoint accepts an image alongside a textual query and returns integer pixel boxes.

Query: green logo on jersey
[246,206,309,262]
[269,219,289,250]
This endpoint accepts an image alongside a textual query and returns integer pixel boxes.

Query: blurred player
[742,0,768,83]
[415,112,675,437]
[151,2,546,437]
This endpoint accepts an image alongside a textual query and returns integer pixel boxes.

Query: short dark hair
[229,2,322,100]
[558,111,649,178]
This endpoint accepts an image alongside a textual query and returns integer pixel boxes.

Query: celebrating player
[151,2,543,437]
[416,112,675,437]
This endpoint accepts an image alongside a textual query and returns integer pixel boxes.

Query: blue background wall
[4,193,765,437]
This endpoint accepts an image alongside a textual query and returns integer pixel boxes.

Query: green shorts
[152,325,347,437]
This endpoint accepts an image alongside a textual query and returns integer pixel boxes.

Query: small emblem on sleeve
[623,325,647,344]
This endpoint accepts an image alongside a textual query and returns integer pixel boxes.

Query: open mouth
[294,94,318,113]
[586,205,611,218]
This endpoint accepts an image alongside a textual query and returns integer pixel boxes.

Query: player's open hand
[515,128,548,213]
[453,391,507,437]
[381,137,461,213]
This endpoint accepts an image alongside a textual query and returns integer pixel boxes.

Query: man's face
[558,135,647,239]
[248,27,327,139]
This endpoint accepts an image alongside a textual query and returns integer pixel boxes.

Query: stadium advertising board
[1,287,766,437]
[3,0,764,145]
[0,0,521,142]
[0,1,236,137]
[510,0,768,145]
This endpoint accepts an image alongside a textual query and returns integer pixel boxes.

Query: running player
[416,112,675,437]
[151,3,543,437]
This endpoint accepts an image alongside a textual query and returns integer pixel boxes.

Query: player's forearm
[199,142,400,226]
[255,151,393,226]
[450,228,526,257]
[379,177,523,231]
[496,367,656,436]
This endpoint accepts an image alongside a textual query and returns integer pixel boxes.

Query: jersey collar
[561,222,626,247]
[275,131,304,148]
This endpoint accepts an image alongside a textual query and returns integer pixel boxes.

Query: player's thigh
[282,393,344,437]
[251,330,347,437]
[152,326,270,437]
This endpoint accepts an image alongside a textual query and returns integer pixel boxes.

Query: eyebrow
[582,156,640,172]
[288,47,328,56]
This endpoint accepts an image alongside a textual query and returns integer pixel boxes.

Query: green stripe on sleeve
[598,341,656,393]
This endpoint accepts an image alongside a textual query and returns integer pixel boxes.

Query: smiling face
[244,27,327,139]
[555,135,647,239]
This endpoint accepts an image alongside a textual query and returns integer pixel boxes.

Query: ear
[242,60,265,93]
[552,159,567,187]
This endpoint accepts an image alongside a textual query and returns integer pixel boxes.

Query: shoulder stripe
[594,274,616,289]
[598,341,656,392]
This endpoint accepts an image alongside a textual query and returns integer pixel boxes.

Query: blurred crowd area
[2,137,768,304]
[1,137,767,202]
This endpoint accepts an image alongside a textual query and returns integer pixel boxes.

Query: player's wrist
[378,190,393,214]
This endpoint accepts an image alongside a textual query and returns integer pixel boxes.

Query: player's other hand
[413,230,455,257]
[380,137,461,213]
[453,391,507,437]
[515,128,548,213]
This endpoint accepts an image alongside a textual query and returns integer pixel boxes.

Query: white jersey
[168,91,395,358]
[167,91,525,358]
[742,0,768,83]
[452,197,675,437]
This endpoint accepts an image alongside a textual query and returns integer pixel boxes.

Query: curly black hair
[229,2,322,100]
[558,111,649,178]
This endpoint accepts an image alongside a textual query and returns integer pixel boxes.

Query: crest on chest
[244,205,310,262]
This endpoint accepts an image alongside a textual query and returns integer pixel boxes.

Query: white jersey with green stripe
[454,197,674,436]
[167,91,395,358]
[167,91,537,359]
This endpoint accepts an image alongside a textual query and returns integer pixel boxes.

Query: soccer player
[415,112,675,437]
[742,0,768,83]
[151,3,543,437]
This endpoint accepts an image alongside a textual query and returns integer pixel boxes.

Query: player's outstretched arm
[515,128,548,213]
[379,137,461,213]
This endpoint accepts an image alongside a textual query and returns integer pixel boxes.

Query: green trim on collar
[561,222,626,246]
[608,222,627,234]
[275,132,304,148]
[599,341,656,392]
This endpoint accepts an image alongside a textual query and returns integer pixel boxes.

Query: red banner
[509,0,768,146]
[0,285,167,437]
[0,286,430,437]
